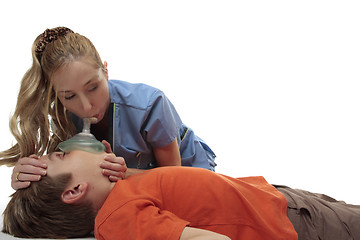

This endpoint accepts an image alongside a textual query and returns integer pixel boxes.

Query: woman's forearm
[125,168,146,178]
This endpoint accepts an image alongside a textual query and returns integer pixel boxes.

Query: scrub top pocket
[116,145,156,169]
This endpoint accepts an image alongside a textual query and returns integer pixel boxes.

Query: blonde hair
[0,27,105,166]
[2,173,95,238]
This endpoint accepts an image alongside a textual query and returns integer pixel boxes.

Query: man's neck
[92,181,117,212]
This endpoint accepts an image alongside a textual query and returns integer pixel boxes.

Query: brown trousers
[275,185,360,240]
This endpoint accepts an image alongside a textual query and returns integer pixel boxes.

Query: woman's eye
[89,84,98,92]
[64,94,75,100]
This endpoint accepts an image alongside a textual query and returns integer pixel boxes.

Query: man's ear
[61,182,89,204]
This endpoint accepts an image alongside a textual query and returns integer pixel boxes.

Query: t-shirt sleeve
[95,199,189,240]
[142,90,182,148]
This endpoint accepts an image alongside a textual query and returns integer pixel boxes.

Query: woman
[0,27,216,189]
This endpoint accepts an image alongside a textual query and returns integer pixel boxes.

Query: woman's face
[52,59,110,123]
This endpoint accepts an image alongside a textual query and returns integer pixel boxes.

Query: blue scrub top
[71,80,216,171]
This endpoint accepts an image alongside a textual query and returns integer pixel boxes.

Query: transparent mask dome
[57,118,105,153]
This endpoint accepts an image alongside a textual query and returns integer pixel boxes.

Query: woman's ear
[61,182,89,204]
[104,61,109,80]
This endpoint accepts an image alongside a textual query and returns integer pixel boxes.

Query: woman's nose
[79,96,92,112]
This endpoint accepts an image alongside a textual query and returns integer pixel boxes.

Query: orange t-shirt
[94,167,297,240]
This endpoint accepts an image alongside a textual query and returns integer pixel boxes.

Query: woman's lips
[89,117,98,124]
[88,114,100,123]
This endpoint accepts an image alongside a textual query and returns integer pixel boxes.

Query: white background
[1,0,359,208]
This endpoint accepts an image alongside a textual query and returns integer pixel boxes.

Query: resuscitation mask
[57,118,105,153]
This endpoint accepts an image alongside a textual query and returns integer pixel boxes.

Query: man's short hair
[2,173,96,238]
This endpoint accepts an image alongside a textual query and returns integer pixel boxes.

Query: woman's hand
[102,140,113,154]
[11,155,47,190]
[101,140,127,181]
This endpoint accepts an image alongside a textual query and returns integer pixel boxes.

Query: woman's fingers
[102,140,113,153]
[101,155,127,181]
[11,155,47,190]
[13,165,47,181]
[16,156,47,170]
[102,169,126,181]
[11,181,31,190]
[13,172,42,184]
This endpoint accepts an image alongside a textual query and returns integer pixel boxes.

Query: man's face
[40,150,106,179]
[40,150,114,211]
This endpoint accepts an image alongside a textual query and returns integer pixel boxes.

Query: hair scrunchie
[35,27,74,54]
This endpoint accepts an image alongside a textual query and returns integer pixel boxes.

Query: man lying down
[2,150,360,240]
